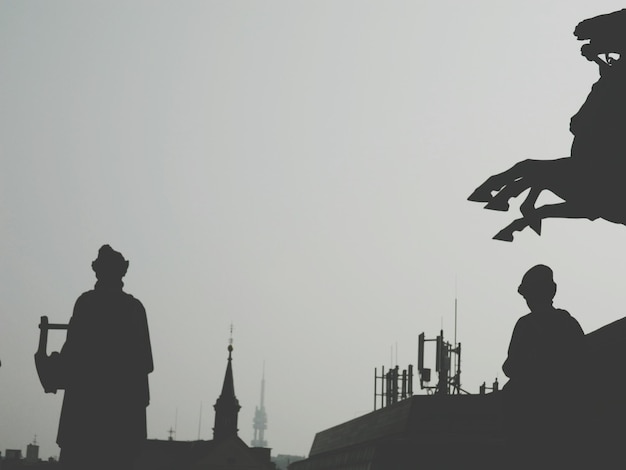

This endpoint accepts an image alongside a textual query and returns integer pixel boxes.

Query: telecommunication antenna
[174,408,178,439]
[453,279,458,384]
[374,363,414,410]
[396,341,398,364]
[454,278,458,348]
[418,329,467,395]
[197,402,203,440]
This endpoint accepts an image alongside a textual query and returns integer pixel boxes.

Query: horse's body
[469,9,626,241]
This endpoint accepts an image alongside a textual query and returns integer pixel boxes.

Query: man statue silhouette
[57,245,153,470]
[502,265,585,469]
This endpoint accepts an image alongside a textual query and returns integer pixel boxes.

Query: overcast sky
[2,0,626,460]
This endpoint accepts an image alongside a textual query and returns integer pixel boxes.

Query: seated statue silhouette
[501,265,585,468]
[56,245,153,470]
[469,9,626,241]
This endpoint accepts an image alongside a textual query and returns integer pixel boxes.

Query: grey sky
[2,0,626,460]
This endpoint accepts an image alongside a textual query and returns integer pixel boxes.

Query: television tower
[251,363,268,447]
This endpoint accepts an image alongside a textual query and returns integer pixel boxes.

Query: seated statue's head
[518,264,556,309]
[92,245,129,281]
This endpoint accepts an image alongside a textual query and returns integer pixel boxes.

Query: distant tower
[26,435,39,463]
[213,327,241,441]
[251,364,268,447]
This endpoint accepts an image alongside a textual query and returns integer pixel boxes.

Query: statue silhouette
[469,9,626,241]
[501,265,585,469]
[56,245,153,470]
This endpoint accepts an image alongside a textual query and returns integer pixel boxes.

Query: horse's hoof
[528,218,542,235]
[468,187,492,203]
[493,229,514,242]
[484,199,510,211]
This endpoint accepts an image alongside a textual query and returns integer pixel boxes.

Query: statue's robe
[57,281,153,465]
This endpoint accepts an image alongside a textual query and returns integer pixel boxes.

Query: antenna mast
[197,402,203,440]
[418,328,466,395]
[454,280,458,379]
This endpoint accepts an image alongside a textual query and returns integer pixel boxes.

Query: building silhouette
[291,319,626,469]
[290,393,503,470]
[0,438,58,469]
[251,366,268,448]
[134,342,274,470]
[25,437,39,464]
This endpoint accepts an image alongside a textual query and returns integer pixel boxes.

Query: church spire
[213,326,241,441]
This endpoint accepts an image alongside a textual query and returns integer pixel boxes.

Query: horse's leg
[516,158,582,235]
[493,202,598,241]
[468,160,532,203]
[481,158,575,236]
[482,175,544,234]
[468,159,555,203]
[493,215,533,241]
[483,178,534,211]
[519,187,543,235]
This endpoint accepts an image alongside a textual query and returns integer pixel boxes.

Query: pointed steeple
[213,329,241,441]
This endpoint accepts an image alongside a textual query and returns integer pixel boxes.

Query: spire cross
[228,323,234,359]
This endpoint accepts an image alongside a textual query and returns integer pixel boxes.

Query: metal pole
[380,366,385,408]
[374,368,377,411]
[197,402,202,440]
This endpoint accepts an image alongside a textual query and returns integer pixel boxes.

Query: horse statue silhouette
[469,9,626,241]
